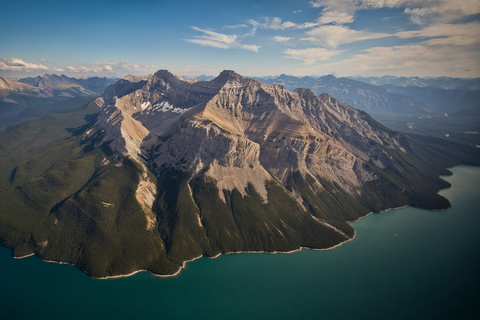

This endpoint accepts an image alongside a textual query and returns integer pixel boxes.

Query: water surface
[1,166,478,319]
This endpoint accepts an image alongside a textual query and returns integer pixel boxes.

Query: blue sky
[1,0,479,78]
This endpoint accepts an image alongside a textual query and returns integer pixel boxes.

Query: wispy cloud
[395,21,480,45]
[294,39,480,77]
[0,58,225,78]
[185,27,260,52]
[283,47,344,64]
[302,25,391,48]
[222,24,248,29]
[273,36,291,43]
[310,0,480,25]
[67,61,224,77]
[0,58,63,72]
[66,65,114,73]
[65,60,159,75]
[248,17,318,32]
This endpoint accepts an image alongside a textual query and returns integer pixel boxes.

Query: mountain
[1,77,56,127]
[381,84,480,115]
[0,70,479,278]
[257,74,432,115]
[0,75,117,128]
[353,75,480,91]
[18,74,118,94]
[17,74,94,97]
[1,77,45,93]
[256,74,480,146]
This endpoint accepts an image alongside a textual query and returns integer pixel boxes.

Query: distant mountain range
[255,74,480,116]
[0,74,118,127]
[1,69,478,278]
[256,74,432,115]
[17,74,119,95]
[351,75,480,91]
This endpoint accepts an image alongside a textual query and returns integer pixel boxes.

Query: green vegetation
[0,93,479,278]
[374,113,480,147]
[0,100,178,277]
[0,87,98,128]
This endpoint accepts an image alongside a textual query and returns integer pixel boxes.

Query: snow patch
[152,101,189,114]
[140,101,151,111]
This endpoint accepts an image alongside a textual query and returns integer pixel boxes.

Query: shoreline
[8,200,436,280]
[95,230,358,279]
[13,253,34,259]
[347,205,409,223]
[8,165,472,280]
[8,200,444,280]
[10,229,358,280]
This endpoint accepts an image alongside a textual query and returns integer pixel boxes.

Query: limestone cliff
[2,69,470,278]
[91,70,420,214]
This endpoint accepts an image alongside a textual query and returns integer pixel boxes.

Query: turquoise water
[0,166,479,319]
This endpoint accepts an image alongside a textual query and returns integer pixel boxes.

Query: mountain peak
[153,69,176,79]
[124,74,149,82]
[214,70,244,83]
[0,76,36,91]
[318,74,337,81]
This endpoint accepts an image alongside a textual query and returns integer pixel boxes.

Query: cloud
[318,10,355,24]
[403,0,480,24]
[395,21,480,45]
[248,17,318,33]
[38,58,46,63]
[310,0,361,25]
[185,27,260,52]
[0,58,49,71]
[273,36,291,43]
[0,58,63,72]
[302,25,391,48]
[285,12,480,77]
[311,0,480,25]
[66,65,114,73]
[283,47,344,64]
[268,17,298,30]
[296,41,480,77]
[65,60,159,75]
[0,58,223,78]
[222,24,248,29]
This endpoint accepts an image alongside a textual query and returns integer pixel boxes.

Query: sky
[1,0,479,79]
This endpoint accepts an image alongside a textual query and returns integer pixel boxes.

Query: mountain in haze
[349,75,480,115]
[256,74,432,115]
[18,74,118,94]
[0,76,51,97]
[380,84,480,116]
[256,74,480,146]
[0,75,118,127]
[0,70,478,278]
[353,75,480,91]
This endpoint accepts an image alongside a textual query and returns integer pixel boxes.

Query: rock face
[84,69,453,274]
[92,70,414,204]
[1,69,464,278]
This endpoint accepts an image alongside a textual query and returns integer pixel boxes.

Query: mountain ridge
[0,74,119,128]
[18,73,118,93]
[255,74,433,115]
[1,69,479,278]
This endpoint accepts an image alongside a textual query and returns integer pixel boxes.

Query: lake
[0,165,478,319]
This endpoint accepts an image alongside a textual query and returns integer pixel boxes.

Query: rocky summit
[1,69,476,278]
